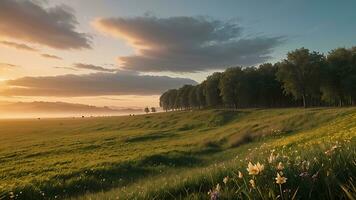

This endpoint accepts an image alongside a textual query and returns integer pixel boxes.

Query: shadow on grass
[9,150,207,200]
[125,131,175,143]
[138,151,202,167]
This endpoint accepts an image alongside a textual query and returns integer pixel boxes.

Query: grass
[0,108,355,199]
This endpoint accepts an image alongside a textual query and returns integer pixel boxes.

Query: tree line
[160,47,356,110]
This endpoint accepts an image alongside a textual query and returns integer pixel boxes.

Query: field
[0,108,355,199]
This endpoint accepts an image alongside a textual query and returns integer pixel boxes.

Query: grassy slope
[0,108,355,199]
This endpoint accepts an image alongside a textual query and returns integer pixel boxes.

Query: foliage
[160,46,356,110]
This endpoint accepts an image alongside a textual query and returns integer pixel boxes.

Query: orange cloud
[41,54,62,60]
[0,71,197,97]
[0,41,38,52]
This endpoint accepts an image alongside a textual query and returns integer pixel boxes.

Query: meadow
[0,108,355,199]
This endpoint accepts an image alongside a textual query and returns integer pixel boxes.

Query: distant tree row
[160,47,356,110]
[144,107,156,114]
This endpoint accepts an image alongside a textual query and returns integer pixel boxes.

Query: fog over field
[0,101,144,119]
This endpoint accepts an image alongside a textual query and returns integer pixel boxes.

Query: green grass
[0,108,355,199]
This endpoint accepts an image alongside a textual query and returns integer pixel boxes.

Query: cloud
[0,63,19,73]
[0,63,19,68]
[54,66,78,71]
[73,63,117,72]
[93,16,284,72]
[0,40,38,52]
[0,0,91,50]
[0,71,197,96]
[41,54,62,60]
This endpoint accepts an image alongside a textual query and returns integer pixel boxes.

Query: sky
[0,0,355,108]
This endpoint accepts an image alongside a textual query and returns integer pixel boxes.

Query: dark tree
[323,47,356,106]
[159,46,356,110]
[276,48,325,107]
[219,67,243,109]
[196,82,206,109]
[188,86,199,109]
[205,72,223,107]
[151,107,156,112]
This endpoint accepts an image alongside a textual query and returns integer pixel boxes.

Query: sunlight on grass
[0,108,355,199]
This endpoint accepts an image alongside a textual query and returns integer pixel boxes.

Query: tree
[323,47,356,106]
[205,72,223,107]
[176,85,194,110]
[151,107,156,112]
[238,67,259,107]
[196,82,206,109]
[256,63,294,107]
[168,89,178,110]
[159,91,169,111]
[276,48,325,107]
[144,107,150,114]
[159,46,356,109]
[188,86,199,109]
[219,67,243,109]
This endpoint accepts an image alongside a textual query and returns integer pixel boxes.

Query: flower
[247,162,259,175]
[208,184,221,200]
[299,172,309,178]
[277,162,284,170]
[249,179,256,188]
[275,173,287,185]
[238,171,243,179]
[312,172,318,180]
[268,153,276,163]
[256,162,265,172]
[9,192,15,199]
[247,162,264,175]
[223,176,229,184]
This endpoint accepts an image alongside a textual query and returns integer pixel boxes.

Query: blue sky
[61,0,356,78]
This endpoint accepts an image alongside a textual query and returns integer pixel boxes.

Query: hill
[0,108,355,199]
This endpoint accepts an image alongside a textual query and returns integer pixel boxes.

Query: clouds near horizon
[0,71,197,97]
[94,16,284,72]
[0,41,38,52]
[0,0,91,50]
[41,54,62,60]
[73,63,117,72]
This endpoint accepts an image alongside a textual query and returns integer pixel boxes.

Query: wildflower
[312,172,318,180]
[208,184,221,200]
[223,176,229,184]
[238,171,243,179]
[256,162,264,172]
[247,162,259,175]
[275,173,287,185]
[268,153,276,163]
[299,172,309,178]
[301,160,310,170]
[249,179,256,188]
[247,162,264,175]
[277,162,284,170]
